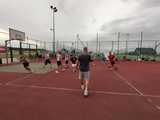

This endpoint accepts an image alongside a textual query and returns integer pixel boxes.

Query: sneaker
[84,89,88,96]
[81,85,84,90]
[55,70,59,74]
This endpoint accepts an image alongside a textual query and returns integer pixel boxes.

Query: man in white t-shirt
[43,52,52,68]
[55,51,65,73]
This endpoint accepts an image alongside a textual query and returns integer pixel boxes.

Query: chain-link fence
[55,32,160,61]
[1,31,160,62]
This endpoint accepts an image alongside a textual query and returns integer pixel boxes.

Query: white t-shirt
[56,53,62,61]
[45,53,50,60]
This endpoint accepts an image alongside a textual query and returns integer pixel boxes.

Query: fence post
[154,40,158,60]
[126,33,129,55]
[140,32,143,59]
[99,33,100,52]
[117,32,120,55]
[111,41,114,51]
[19,41,23,55]
[44,41,46,50]
[96,32,98,53]
[29,44,31,55]
[9,41,13,63]
[5,40,8,64]
[137,40,140,60]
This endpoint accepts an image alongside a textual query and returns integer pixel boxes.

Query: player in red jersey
[108,51,118,70]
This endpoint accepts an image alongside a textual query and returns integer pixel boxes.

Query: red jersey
[108,54,115,62]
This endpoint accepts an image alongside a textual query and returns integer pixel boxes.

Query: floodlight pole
[117,32,120,55]
[140,32,143,59]
[50,5,58,54]
[126,33,129,54]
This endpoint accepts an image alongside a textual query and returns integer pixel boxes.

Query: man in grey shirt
[77,47,92,96]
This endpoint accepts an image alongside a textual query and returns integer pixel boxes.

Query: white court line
[113,71,143,95]
[5,83,140,96]
[5,74,33,85]
[5,83,160,98]
[156,105,160,110]
[144,94,160,98]
[112,70,160,111]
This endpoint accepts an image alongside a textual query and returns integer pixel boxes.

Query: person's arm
[76,57,80,70]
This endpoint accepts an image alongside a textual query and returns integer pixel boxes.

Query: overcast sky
[0,0,160,42]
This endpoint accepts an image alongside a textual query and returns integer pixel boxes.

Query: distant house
[135,48,157,55]
[129,48,157,55]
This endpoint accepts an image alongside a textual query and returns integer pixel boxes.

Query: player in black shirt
[77,47,92,96]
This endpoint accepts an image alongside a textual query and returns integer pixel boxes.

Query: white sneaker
[81,85,84,90]
[84,89,88,96]
[55,70,59,74]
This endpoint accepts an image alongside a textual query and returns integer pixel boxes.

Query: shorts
[110,61,115,66]
[57,61,62,66]
[65,60,69,64]
[72,64,76,67]
[23,62,29,68]
[45,59,51,65]
[79,71,90,81]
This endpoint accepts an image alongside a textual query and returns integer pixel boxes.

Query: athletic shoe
[55,70,59,74]
[84,89,88,96]
[81,85,84,90]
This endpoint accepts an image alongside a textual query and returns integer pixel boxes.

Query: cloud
[0,0,160,44]
[121,0,160,8]
[100,1,160,35]
[141,0,160,8]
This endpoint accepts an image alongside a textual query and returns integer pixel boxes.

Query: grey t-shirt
[78,53,91,72]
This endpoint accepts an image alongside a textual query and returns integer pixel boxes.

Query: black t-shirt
[70,56,77,64]
[78,53,91,72]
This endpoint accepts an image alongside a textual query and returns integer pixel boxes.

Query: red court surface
[0,61,160,120]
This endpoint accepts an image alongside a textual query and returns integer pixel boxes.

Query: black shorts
[57,61,62,66]
[45,59,51,65]
[65,60,69,64]
[23,62,29,68]
[110,61,115,66]
[71,61,76,64]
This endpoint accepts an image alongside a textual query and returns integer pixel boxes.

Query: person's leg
[55,61,60,73]
[24,63,32,73]
[43,60,47,68]
[25,66,31,72]
[107,61,112,68]
[72,64,76,72]
[79,71,84,90]
[83,72,90,96]
[74,64,77,72]
[48,60,52,69]
[65,60,69,68]
[84,80,89,91]
[61,61,66,71]
[113,62,118,70]
[111,61,117,70]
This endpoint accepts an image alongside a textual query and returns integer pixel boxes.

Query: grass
[0,63,57,74]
